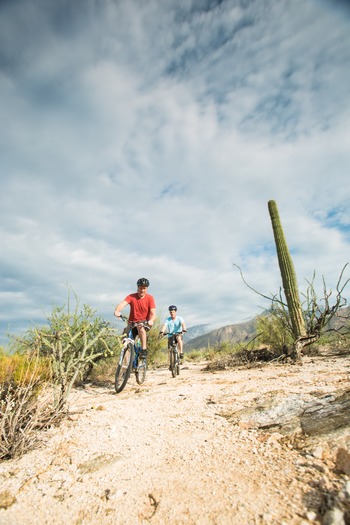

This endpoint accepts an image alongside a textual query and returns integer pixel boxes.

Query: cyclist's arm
[147,307,156,326]
[181,320,187,332]
[114,300,129,318]
[159,322,167,334]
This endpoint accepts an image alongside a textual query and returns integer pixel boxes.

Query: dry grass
[0,352,64,461]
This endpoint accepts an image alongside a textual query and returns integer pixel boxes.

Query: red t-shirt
[124,293,156,322]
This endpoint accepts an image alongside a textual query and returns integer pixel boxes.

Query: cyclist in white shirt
[160,305,187,361]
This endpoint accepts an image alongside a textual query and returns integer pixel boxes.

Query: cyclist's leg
[137,324,148,358]
[177,334,184,358]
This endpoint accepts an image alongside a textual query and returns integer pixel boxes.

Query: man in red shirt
[114,278,156,358]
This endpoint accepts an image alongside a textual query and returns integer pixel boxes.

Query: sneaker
[140,349,148,359]
[179,353,184,359]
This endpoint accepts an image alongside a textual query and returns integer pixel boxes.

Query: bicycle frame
[115,317,148,393]
[163,332,182,378]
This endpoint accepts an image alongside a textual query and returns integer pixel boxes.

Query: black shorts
[168,334,182,349]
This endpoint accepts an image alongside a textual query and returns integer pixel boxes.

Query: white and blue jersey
[164,316,184,336]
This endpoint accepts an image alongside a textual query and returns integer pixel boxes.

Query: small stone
[0,490,17,509]
[262,512,273,522]
[342,480,350,499]
[322,507,345,525]
[335,448,350,475]
[306,510,317,521]
[318,476,332,491]
[311,446,323,459]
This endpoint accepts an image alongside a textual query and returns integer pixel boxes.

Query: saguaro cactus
[268,200,306,347]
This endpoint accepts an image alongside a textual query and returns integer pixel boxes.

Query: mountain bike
[162,332,183,378]
[115,315,149,393]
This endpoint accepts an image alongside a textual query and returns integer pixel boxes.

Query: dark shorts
[168,334,182,349]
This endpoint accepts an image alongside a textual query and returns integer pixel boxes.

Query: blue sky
[1,0,350,344]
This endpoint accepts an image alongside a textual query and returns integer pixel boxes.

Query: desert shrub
[0,352,51,388]
[212,341,242,355]
[0,351,61,460]
[186,348,214,361]
[87,354,120,383]
[145,316,167,365]
[256,313,293,354]
[186,349,204,361]
[316,329,350,354]
[13,292,119,409]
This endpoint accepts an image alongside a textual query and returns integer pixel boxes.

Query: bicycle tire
[170,348,176,378]
[174,348,180,375]
[115,343,134,393]
[135,359,147,385]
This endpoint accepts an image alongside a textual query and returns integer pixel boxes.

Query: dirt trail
[0,355,349,525]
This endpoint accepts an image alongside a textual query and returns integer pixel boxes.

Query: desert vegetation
[0,291,120,460]
[2,277,350,462]
[1,200,350,464]
[0,293,197,460]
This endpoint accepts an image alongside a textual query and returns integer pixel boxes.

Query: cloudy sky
[1,0,350,344]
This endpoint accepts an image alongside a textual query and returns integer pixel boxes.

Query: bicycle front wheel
[135,359,147,385]
[115,343,134,393]
[170,349,176,378]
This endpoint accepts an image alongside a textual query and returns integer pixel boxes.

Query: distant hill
[326,305,350,331]
[183,324,210,343]
[184,305,350,351]
[185,316,258,351]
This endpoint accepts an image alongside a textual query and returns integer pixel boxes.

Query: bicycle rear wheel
[135,359,147,385]
[170,349,176,378]
[115,343,134,393]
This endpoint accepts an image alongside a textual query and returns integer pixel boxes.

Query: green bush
[14,292,119,409]
[256,313,293,353]
[145,316,168,365]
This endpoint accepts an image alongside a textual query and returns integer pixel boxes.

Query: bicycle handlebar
[116,314,151,330]
[117,314,129,322]
[160,331,185,336]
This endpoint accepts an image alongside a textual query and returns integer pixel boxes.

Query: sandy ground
[0,353,349,525]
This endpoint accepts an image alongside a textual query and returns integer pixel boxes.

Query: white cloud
[1,0,350,344]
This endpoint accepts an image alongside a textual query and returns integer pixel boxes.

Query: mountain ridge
[185,305,350,351]
[185,315,258,351]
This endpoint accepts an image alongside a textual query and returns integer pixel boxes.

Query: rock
[229,390,350,439]
[322,507,345,525]
[267,432,284,444]
[301,391,350,436]
[335,448,350,475]
[306,510,317,521]
[343,480,350,499]
[310,446,324,459]
[77,454,120,474]
[0,490,17,509]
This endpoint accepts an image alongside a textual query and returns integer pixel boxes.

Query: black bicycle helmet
[169,305,177,311]
[137,277,149,287]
